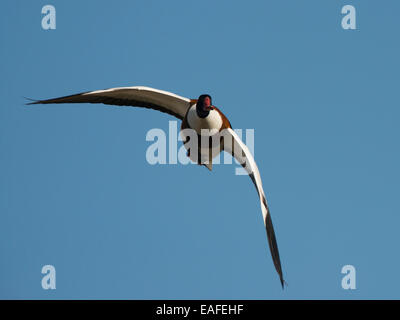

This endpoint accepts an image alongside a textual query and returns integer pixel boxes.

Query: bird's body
[27,86,285,288]
[186,103,224,134]
[181,101,232,170]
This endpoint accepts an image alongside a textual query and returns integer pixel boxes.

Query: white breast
[186,105,223,136]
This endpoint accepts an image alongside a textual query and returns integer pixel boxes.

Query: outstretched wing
[221,128,285,288]
[27,86,192,120]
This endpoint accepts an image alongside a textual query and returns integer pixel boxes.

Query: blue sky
[1,0,399,299]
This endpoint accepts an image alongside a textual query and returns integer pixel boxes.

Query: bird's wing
[221,127,285,288]
[27,86,192,120]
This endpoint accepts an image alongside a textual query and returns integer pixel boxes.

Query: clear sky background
[1,0,399,299]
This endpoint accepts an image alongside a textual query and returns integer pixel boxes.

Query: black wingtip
[262,201,285,290]
[23,97,40,105]
[280,278,287,290]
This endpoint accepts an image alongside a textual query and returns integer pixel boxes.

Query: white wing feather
[28,86,191,120]
[222,128,285,288]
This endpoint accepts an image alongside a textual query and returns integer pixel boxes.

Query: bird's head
[196,94,214,118]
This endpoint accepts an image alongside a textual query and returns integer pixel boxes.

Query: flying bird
[27,86,285,288]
